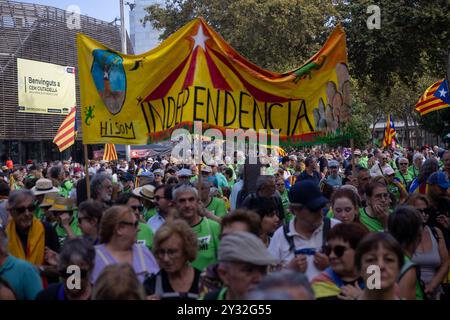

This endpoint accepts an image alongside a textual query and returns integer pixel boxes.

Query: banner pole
[350,138,356,180]
[84,144,91,199]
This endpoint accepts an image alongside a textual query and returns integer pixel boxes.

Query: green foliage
[142,0,450,146]
[143,0,338,72]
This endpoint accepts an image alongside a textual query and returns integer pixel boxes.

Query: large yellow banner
[17,58,76,114]
[77,18,350,145]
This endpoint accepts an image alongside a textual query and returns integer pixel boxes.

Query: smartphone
[294,248,316,256]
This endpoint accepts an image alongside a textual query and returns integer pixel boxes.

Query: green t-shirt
[143,207,157,222]
[137,222,154,250]
[206,197,227,218]
[280,189,292,224]
[359,208,384,232]
[408,166,420,179]
[191,218,221,271]
[59,180,73,198]
[55,215,82,247]
[395,171,413,189]
[34,206,44,220]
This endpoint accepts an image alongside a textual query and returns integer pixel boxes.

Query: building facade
[0,0,133,164]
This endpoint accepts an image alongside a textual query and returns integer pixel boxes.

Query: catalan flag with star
[415,79,450,116]
[382,114,396,148]
[77,18,350,145]
[53,107,76,152]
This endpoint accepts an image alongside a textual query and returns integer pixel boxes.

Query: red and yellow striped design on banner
[53,107,76,152]
[103,143,118,161]
[415,79,448,116]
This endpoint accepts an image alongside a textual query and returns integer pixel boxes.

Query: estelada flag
[382,114,396,148]
[415,79,450,116]
[53,107,76,152]
[77,18,350,145]
[103,143,118,161]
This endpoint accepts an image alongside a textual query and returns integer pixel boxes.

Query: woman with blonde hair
[91,205,159,284]
[92,263,146,300]
[144,219,200,300]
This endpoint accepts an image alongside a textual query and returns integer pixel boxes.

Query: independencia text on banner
[77,18,351,145]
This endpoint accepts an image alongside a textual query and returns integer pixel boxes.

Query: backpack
[282,217,331,253]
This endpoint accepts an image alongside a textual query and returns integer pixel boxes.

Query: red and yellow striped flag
[103,143,118,161]
[53,107,76,152]
[415,79,450,116]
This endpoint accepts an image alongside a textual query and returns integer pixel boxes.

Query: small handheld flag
[382,114,396,148]
[103,143,118,161]
[415,79,450,116]
[53,107,76,152]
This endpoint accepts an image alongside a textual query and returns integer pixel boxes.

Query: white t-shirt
[268,217,340,281]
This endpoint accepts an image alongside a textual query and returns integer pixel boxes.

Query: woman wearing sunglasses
[407,194,449,300]
[311,223,368,300]
[116,193,155,251]
[36,238,94,300]
[5,190,60,283]
[91,205,159,284]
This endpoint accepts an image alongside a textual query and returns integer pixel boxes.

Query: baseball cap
[138,171,155,179]
[427,172,450,189]
[288,180,329,212]
[354,150,361,156]
[218,232,278,266]
[201,166,212,173]
[177,168,193,177]
[328,160,339,168]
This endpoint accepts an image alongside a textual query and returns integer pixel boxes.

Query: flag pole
[120,0,131,162]
[84,144,91,199]
[350,138,356,180]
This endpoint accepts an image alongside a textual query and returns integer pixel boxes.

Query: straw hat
[31,178,60,196]
[39,192,58,208]
[49,196,76,212]
[132,184,155,201]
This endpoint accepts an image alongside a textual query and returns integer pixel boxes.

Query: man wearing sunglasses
[395,157,413,190]
[115,193,154,250]
[0,223,43,299]
[147,185,174,233]
[370,151,393,178]
[5,190,60,282]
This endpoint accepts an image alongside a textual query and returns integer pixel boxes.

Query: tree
[337,0,449,92]
[143,0,339,72]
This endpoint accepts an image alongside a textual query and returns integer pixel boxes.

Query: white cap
[384,167,395,176]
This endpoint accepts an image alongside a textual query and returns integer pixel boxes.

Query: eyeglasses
[417,208,428,213]
[119,221,139,228]
[399,163,408,166]
[14,204,36,215]
[323,245,349,258]
[154,196,165,201]
[131,205,144,212]
[155,248,180,259]
[276,183,285,186]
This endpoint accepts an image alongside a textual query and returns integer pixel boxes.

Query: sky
[18,0,131,31]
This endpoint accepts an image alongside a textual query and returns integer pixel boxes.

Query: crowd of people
[0,144,449,300]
